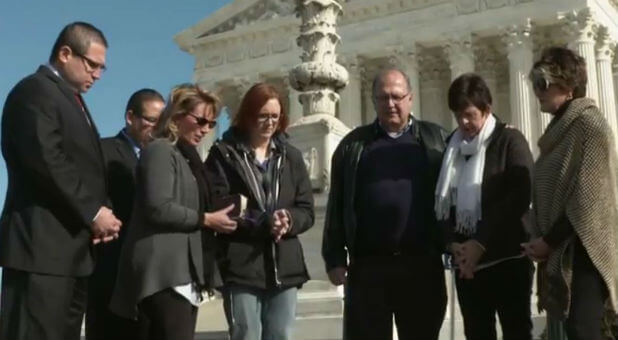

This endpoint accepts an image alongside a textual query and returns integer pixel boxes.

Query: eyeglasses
[257,113,280,123]
[187,113,217,128]
[375,92,410,104]
[139,115,159,125]
[74,51,107,74]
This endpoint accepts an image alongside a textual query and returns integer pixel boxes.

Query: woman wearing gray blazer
[110,84,237,340]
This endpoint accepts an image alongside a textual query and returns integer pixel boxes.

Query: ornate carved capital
[503,19,532,54]
[386,45,419,72]
[217,76,255,97]
[561,7,598,44]
[596,26,616,62]
[474,42,500,75]
[443,34,473,60]
[290,0,348,116]
[444,34,474,78]
[418,50,449,84]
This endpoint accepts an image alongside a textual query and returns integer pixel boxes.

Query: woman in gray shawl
[522,47,618,340]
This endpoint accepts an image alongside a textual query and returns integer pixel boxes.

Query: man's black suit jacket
[91,132,137,299]
[0,65,107,277]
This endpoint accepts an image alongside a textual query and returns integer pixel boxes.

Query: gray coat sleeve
[138,141,200,232]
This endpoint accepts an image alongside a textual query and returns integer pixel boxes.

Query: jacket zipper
[272,153,284,287]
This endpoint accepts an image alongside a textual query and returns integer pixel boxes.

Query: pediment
[188,0,297,40]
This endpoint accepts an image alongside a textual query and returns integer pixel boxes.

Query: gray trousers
[223,284,298,340]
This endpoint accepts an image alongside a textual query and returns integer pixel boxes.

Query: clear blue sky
[0,0,233,209]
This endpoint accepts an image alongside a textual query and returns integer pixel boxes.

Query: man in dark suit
[0,22,121,340]
[86,89,164,340]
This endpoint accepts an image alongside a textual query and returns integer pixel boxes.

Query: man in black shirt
[323,68,448,340]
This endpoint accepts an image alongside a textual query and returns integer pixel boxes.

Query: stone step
[297,280,344,318]
[294,315,343,340]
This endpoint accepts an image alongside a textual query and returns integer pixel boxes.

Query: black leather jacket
[322,117,448,271]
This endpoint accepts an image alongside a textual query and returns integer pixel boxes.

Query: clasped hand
[451,240,485,279]
[271,209,290,243]
[91,206,122,245]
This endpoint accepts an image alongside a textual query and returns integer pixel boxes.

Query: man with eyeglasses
[0,22,121,340]
[86,89,165,340]
[323,68,449,340]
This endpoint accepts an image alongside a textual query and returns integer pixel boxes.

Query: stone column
[596,27,618,141]
[614,60,618,112]
[419,53,451,129]
[504,20,536,151]
[475,44,500,112]
[288,0,350,192]
[444,34,474,129]
[388,45,422,118]
[362,84,373,124]
[282,77,303,125]
[338,55,364,128]
[565,8,600,103]
[444,34,475,81]
[290,1,348,117]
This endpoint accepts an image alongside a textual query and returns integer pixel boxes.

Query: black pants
[86,241,138,340]
[455,257,534,340]
[0,268,87,340]
[137,288,198,340]
[86,291,139,340]
[565,239,608,340]
[344,253,447,340]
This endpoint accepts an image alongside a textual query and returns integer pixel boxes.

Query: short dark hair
[448,73,493,113]
[529,47,587,98]
[371,68,412,99]
[232,83,289,134]
[49,22,108,63]
[125,89,165,116]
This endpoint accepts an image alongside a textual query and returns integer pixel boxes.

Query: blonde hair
[153,83,221,142]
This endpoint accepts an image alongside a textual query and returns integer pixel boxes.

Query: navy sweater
[354,127,432,256]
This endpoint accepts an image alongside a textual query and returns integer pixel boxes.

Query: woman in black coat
[435,73,535,340]
[204,82,315,340]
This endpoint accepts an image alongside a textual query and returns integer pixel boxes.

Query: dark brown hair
[232,83,288,134]
[448,73,493,113]
[530,47,587,98]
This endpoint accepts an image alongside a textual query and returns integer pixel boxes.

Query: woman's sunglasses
[529,68,551,92]
[187,113,217,128]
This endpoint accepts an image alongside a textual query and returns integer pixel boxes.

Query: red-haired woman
[204,83,315,340]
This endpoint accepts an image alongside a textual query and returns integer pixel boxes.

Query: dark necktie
[74,93,92,127]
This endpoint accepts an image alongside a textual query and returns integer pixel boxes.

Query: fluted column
[388,45,422,118]
[614,60,618,111]
[444,34,475,80]
[338,55,363,128]
[504,21,536,151]
[596,27,618,142]
[565,8,600,103]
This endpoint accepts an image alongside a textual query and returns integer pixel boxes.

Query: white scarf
[434,114,497,235]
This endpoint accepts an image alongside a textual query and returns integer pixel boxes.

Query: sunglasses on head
[187,113,217,128]
[530,68,552,92]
